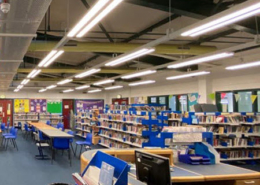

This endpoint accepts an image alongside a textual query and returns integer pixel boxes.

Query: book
[72,173,87,185]
[99,162,115,185]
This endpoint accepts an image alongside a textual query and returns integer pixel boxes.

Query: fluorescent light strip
[17,85,23,89]
[182,2,260,37]
[129,80,155,87]
[105,48,155,67]
[63,89,74,93]
[105,85,123,90]
[14,89,19,92]
[121,70,157,79]
[94,79,114,85]
[21,79,30,85]
[27,69,37,78]
[39,89,47,93]
[67,0,110,37]
[75,69,101,78]
[75,85,90,90]
[31,70,41,78]
[38,50,58,67]
[43,50,64,67]
[168,52,234,69]
[226,61,260,70]
[77,0,123,37]
[46,85,57,89]
[88,89,102,93]
[166,71,210,80]
[57,79,73,85]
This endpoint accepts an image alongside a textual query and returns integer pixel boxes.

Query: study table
[81,149,260,185]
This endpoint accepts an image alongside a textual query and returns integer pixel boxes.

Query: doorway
[62,99,74,129]
[0,99,13,126]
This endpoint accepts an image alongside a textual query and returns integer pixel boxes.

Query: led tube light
[39,89,47,93]
[27,69,37,78]
[129,80,155,87]
[88,89,102,93]
[226,61,260,70]
[105,85,123,90]
[14,89,19,92]
[67,0,110,37]
[105,48,155,67]
[166,71,210,80]
[38,50,58,67]
[75,85,90,90]
[21,79,30,85]
[43,50,64,67]
[75,69,101,78]
[182,2,260,37]
[46,85,57,89]
[168,52,234,69]
[31,70,41,78]
[63,89,74,93]
[94,79,114,85]
[17,85,23,89]
[57,79,73,85]
[121,70,157,79]
[77,0,123,37]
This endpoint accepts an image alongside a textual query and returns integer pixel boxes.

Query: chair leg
[68,149,71,167]
[75,144,77,157]
[51,148,54,164]
[14,139,18,151]
[5,139,9,150]
[11,139,15,148]
[70,143,75,156]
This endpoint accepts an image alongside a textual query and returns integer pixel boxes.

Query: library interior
[1,0,260,185]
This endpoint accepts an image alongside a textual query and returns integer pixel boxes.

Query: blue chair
[1,123,5,133]
[35,131,50,160]
[24,123,32,139]
[1,127,15,147]
[51,138,71,166]
[5,122,10,131]
[4,128,18,151]
[75,133,92,158]
[56,122,64,131]
[18,122,22,129]
[46,120,51,125]
[67,131,75,156]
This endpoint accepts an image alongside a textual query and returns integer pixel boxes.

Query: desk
[81,149,260,185]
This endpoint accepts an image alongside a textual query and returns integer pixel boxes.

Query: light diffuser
[105,85,123,90]
[46,85,57,89]
[226,61,260,70]
[43,50,64,67]
[166,71,210,80]
[94,79,115,85]
[39,89,47,93]
[75,85,90,90]
[63,89,74,93]
[21,79,30,85]
[38,50,58,67]
[57,79,73,85]
[75,69,101,78]
[14,89,19,92]
[88,89,102,93]
[121,70,157,79]
[129,80,155,87]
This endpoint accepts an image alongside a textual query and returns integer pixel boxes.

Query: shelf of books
[14,112,39,128]
[159,111,187,126]
[39,113,51,123]
[50,114,63,125]
[75,109,100,144]
[191,112,260,162]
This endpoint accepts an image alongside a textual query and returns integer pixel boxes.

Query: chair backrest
[18,122,22,127]
[1,123,5,130]
[9,127,15,135]
[46,120,51,125]
[57,122,64,130]
[7,122,10,127]
[31,126,36,132]
[53,138,70,149]
[13,129,18,138]
[24,123,29,131]
[86,133,92,143]
[67,131,74,142]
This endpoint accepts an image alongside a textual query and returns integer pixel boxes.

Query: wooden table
[81,149,260,185]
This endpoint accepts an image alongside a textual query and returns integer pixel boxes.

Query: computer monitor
[135,150,171,185]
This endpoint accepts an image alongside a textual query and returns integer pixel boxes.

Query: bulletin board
[47,100,62,114]
[14,99,30,113]
[75,99,104,113]
[30,99,47,113]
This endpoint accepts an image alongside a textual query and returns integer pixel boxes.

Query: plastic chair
[46,120,51,125]
[67,131,75,156]
[75,133,92,158]
[35,131,50,160]
[1,127,15,146]
[5,122,10,132]
[4,129,18,151]
[56,122,64,131]
[1,123,5,133]
[24,123,32,139]
[18,122,22,129]
[51,138,71,166]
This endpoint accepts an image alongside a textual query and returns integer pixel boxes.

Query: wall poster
[30,99,47,113]
[14,99,30,113]
[75,99,104,113]
[47,100,62,114]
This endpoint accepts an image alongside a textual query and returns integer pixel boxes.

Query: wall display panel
[30,99,47,113]
[14,99,30,113]
[131,96,148,104]
[47,100,62,114]
[238,91,252,112]
[188,93,199,112]
[169,95,176,111]
[75,99,104,113]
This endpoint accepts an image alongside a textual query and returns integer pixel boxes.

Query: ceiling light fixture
[75,85,90,90]
[105,48,155,67]
[129,80,155,87]
[43,50,64,67]
[88,89,102,93]
[63,89,74,93]
[105,85,123,90]
[39,89,47,93]
[75,68,101,78]
[17,85,23,89]
[14,89,19,92]
[67,0,110,37]
[46,85,57,89]
[57,79,73,85]
[76,0,123,37]
[27,69,41,78]
[181,2,260,37]
[166,71,210,80]
[21,79,30,85]
[38,50,58,67]
[168,52,234,69]
[93,79,115,85]
[121,70,157,79]
[226,61,260,70]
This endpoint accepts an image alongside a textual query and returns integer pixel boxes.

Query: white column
[198,76,213,104]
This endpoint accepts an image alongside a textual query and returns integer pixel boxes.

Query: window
[179,95,188,111]
[220,93,234,112]
[159,96,166,105]
[169,96,176,111]
[238,91,252,112]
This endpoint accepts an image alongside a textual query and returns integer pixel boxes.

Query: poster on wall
[14,99,30,113]
[47,100,62,114]
[188,93,199,112]
[131,96,148,104]
[75,99,104,113]
[30,99,47,113]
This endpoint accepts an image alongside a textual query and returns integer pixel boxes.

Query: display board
[130,96,148,104]
[14,99,30,113]
[47,100,62,114]
[188,93,199,112]
[75,99,104,113]
[30,99,47,113]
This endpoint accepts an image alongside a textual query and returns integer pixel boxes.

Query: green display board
[47,100,62,113]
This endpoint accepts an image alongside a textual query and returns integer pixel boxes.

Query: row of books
[220,149,260,159]
[248,138,260,145]
[213,138,247,147]
[109,105,129,111]
[205,125,258,134]
[194,115,260,124]
[99,114,146,124]
[99,138,132,149]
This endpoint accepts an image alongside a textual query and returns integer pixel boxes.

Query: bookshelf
[14,112,39,128]
[39,112,51,123]
[191,112,260,162]
[50,114,63,125]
